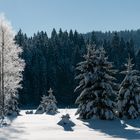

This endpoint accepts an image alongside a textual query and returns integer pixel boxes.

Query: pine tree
[117,57,140,119]
[75,46,117,120]
[111,32,120,68]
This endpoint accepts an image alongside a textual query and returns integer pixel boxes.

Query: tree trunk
[1,30,4,117]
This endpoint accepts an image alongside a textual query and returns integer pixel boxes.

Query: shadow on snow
[83,118,140,140]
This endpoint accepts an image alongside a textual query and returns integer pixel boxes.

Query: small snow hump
[25,110,33,114]
[57,113,75,131]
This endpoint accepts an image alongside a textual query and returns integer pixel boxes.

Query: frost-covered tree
[35,88,58,114]
[6,93,20,116]
[117,57,140,119]
[75,46,117,120]
[0,14,25,117]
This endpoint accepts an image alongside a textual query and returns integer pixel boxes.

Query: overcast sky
[0,0,140,36]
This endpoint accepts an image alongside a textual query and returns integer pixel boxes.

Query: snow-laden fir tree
[35,95,48,114]
[35,88,58,114]
[0,14,25,117]
[75,46,117,120]
[117,57,140,119]
[45,88,58,114]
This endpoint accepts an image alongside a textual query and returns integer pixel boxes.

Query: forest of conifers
[14,29,140,107]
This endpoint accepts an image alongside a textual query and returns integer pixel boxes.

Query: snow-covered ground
[0,109,140,140]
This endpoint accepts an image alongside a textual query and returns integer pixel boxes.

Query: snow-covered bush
[25,110,33,114]
[75,46,117,120]
[35,88,58,114]
[117,57,140,119]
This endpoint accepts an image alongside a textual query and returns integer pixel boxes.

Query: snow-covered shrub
[35,88,58,114]
[25,110,33,114]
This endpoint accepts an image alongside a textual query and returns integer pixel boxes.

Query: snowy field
[0,109,140,140]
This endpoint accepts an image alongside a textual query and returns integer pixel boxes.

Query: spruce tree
[75,46,117,120]
[117,57,140,119]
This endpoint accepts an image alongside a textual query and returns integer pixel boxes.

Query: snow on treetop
[48,88,53,94]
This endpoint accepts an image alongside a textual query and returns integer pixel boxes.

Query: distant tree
[112,32,120,48]
[103,39,111,55]
[51,28,58,42]
[69,29,74,41]
[111,32,120,68]
[15,29,31,105]
[117,58,140,119]
[90,31,98,45]
[126,39,135,63]
[31,32,48,104]
[136,50,140,70]
[118,37,128,69]
[15,29,26,47]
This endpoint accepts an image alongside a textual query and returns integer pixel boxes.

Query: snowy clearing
[0,109,140,140]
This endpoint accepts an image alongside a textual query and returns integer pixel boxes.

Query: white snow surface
[0,109,140,140]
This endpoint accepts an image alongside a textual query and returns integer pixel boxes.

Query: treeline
[85,29,140,51]
[15,29,140,107]
[15,29,86,107]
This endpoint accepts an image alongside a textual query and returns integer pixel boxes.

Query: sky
[0,0,140,36]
